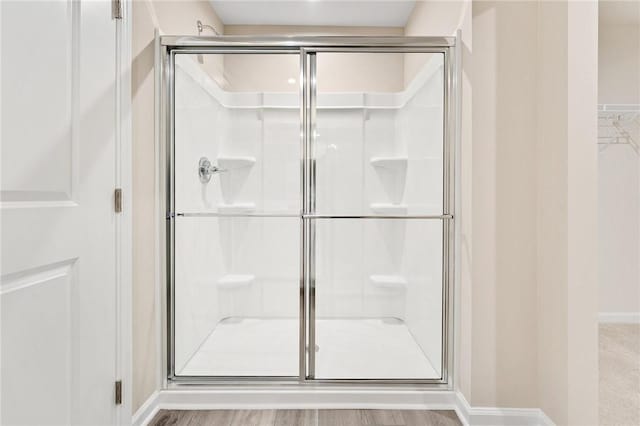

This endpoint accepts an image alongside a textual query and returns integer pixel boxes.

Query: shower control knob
[198,157,227,183]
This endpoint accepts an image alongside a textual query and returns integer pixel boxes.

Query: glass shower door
[307,51,450,380]
[167,45,453,383]
[171,52,301,378]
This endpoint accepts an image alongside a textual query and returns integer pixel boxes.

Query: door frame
[158,36,457,389]
[116,0,133,423]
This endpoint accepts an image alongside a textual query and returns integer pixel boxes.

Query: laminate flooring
[148,409,462,426]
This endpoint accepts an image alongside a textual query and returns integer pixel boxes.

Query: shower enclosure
[160,36,456,385]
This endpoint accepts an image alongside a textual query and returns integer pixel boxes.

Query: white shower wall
[173,53,445,376]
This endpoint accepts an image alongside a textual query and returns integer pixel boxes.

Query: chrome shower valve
[198,156,227,183]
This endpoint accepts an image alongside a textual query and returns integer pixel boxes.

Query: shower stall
[159,36,456,385]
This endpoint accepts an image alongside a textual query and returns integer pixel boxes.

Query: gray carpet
[600,323,640,426]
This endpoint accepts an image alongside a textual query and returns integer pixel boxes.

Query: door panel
[171,53,301,378]
[307,51,448,381]
[1,1,119,424]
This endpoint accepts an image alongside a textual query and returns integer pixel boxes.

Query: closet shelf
[217,156,256,170]
[217,202,256,214]
[598,105,640,153]
[370,203,408,214]
[218,274,255,289]
[369,275,407,290]
[370,156,408,170]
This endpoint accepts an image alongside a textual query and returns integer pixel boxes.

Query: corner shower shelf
[369,275,407,290]
[217,202,256,214]
[370,203,408,215]
[217,156,256,170]
[370,156,408,170]
[218,274,255,289]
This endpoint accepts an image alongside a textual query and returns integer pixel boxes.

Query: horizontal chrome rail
[175,212,299,218]
[169,376,448,386]
[172,212,453,220]
[303,214,453,220]
[161,35,456,49]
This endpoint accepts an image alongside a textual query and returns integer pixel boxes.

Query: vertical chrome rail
[166,51,176,381]
[440,49,450,383]
[447,42,458,387]
[441,47,456,385]
[299,49,307,381]
[307,52,318,379]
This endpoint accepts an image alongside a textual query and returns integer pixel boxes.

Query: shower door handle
[198,157,227,183]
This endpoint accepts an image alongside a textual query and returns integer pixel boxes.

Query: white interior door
[1,1,121,425]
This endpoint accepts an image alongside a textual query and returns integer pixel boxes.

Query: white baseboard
[131,391,160,426]
[132,388,554,426]
[599,312,640,324]
[455,392,554,426]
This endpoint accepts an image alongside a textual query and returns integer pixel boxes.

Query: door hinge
[114,188,123,213]
[112,0,123,20]
[115,380,122,405]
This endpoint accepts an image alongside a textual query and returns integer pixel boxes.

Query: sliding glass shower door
[165,39,454,384]
[306,52,449,380]
[172,52,302,378]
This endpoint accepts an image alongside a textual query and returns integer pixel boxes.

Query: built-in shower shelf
[370,203,408,214]
[369,275,407,290]
[218,274,255,289]
[217,156,256,170]
[217,202,256,214]
[370,156,408,170]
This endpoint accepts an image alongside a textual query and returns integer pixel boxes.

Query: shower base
[178,318,439,379]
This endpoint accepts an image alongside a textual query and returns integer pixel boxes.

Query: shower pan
[159,36,456,386]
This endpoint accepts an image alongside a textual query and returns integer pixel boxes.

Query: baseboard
[132,391,160,426]
[599,312,640,324]
[131,388,554,426]
[455,392,554,426]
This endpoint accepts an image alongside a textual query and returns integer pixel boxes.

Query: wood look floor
[148,409,462,426]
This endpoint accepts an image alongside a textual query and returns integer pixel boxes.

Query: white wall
[470,0,538,407]
[599,145,640,314]
[598,3,640,316]
[598,15,640,105]
[537,3,599,423]
[412,1,600,424]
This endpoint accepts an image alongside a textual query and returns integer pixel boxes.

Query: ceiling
[599,0,640,25]
[209,0,417,27]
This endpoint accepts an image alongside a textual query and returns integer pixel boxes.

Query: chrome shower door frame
[159,36,457,389]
